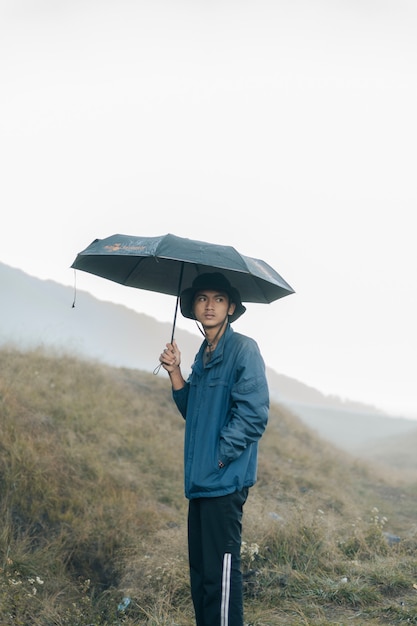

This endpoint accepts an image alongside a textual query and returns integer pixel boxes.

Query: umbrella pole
[171,297,179,343]
[170,262,185,342]
[153,263,184,375]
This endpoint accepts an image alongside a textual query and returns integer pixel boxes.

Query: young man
[159,272,269,626]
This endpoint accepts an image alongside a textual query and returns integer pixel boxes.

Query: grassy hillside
[0,347,416,625]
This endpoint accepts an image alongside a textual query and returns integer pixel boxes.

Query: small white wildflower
[241,542,259,562]
[249,543,259,558]
[36,576,44,585]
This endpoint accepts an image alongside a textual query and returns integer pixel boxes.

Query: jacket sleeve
[172,383,189,420]
[218,339,269,464]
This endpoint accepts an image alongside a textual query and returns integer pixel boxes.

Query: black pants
[187,487,249,626]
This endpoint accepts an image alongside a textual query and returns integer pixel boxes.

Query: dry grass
[0,346,416,625]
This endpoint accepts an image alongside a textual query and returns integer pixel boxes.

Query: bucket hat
[180,273,246,323]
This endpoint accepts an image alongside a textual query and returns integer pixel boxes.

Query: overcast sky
[1,0,416,418]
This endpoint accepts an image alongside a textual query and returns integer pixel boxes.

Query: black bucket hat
[180,273,246,323]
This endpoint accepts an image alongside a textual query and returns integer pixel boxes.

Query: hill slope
[1,347,416,624]
[355,425,417,471]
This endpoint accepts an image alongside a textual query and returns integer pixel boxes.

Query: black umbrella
[71,232,294,341]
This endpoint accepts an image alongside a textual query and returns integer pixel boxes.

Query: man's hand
[159,340,181,372]
[159,340,185,390]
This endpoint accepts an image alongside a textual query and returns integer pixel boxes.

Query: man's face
[192,289,236,328]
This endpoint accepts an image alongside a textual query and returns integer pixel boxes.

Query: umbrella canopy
[71,232,294,305]
[71,233,294,365]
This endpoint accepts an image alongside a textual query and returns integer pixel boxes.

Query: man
[159,272,269,626]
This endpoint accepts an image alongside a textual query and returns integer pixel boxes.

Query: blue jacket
[173,324,269,499]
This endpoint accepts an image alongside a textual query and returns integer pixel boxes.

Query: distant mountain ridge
[2,261,416,458]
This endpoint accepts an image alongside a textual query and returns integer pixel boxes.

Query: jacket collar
[197,323,234,369]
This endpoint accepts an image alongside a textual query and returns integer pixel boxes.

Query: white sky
[1,0,416,418]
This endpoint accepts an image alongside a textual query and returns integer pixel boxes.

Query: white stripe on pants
[221,553,232,626]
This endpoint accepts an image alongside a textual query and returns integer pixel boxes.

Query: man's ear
[228,302,236,316]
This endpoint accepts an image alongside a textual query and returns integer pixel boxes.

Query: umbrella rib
[122,258,147,286]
